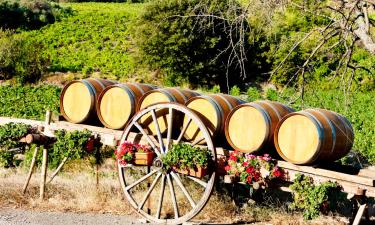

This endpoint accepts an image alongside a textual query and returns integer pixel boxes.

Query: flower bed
[225,151,283,187]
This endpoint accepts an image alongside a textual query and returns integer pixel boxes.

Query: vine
[289,174,339,220]
[0,123,32,167]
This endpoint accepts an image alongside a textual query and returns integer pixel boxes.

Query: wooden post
[39,147,48,201]
[22,146,39,194]
[45,110,52,125]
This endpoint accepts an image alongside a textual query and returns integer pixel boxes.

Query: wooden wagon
[1,101,374,225]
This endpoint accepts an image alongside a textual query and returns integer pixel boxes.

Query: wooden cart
[1,102,374,225]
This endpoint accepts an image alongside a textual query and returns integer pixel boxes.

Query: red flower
[229,156,238,162]
[224,165,231,171]
[247,176,252,184]
[242,162,248,166]
[253,172,260,181]
[246,166,254,174]
[272,166,283,177]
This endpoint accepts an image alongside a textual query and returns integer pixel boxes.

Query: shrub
[133,0,259,90]
[0,30,50,83]
[0,0,73,30]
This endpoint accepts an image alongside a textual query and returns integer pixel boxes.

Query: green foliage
[0,85,60,120]
[290,174,338,220]
[0,123,31,167]
[230,86,241,96]
[0,30,50,83]
[246,87,262,101]
[48,129,92,168]
[162,143,212,170]
[133,0,255,89]
[265,88,278,101]
[24,3,143,80]
[0,0,73,30]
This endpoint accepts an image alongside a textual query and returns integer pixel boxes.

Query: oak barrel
[274,109,354,165]
[184,94,244,143]
[60,78,116,124]
[225,101,294,153]
[138,88,200,134]
[96,83,156,129]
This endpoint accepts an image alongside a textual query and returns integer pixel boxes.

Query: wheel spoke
[176,117,192,144]
[125,169,158,191]
[187,176,207,188]
[155,174,166,219]
[167,174,179,219]
[134,121,161,157]
[138,172,162,210]
[171,172,196,208]
[191,136,205,146]
[150,109,165,154]
[166,107,173,153]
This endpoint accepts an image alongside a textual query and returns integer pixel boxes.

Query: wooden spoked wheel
[118,103,217,225]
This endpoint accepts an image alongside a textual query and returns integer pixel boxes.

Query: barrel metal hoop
[312,110,337,155]
[91,78,106,90]
[80,80,97,120]
[199,95,224,133]
[172,88,188,103]
[213,94,233,109]
[130,83,147,95]
[248,103,271,145]
[261,101,282,120]
[158,89,177,102]
[301,111,324,162]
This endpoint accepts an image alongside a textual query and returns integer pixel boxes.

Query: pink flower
[229,156,238,162]
[224,165,231,171]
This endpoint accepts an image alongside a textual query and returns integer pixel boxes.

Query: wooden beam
[278,161,375,187]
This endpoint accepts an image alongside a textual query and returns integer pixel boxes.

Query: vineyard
[0,0,374,224]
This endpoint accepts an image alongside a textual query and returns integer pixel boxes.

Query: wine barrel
[60,78,116,124]
[138,88,200,134]
[96,83,156,129]
[225,101,294,153]
[274,109,354,165]
[184,94,244,143]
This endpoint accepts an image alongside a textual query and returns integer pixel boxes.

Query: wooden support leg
[47,157,68,184]
[22,147,39,194]
[352,203,367,225]
[39,147,48,201]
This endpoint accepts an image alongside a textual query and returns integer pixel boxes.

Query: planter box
[134,152,154,166]
[174,166,208,178]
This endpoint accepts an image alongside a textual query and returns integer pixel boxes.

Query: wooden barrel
[60,78,116,124]
[274,109,354,165]
[184,94,244,143]
[138,88,200,134]
[96,83,156,129]
[225,101,294,153]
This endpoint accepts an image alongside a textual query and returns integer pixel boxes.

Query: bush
[0,85,61,120]
[0,30,50,83]
[133,0,260,90]
[0,0,73,30]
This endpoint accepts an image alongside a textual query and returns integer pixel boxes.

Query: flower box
[134,152,154,166]
[174,166,208,178]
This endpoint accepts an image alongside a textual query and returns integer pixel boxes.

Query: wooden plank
[358,168,375,179]
[278,161,375,187]
[0,117,44,126]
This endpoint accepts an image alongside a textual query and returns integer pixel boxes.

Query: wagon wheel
[118,103,216,225]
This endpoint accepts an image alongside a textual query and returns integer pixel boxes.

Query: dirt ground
[0,165,356,225]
